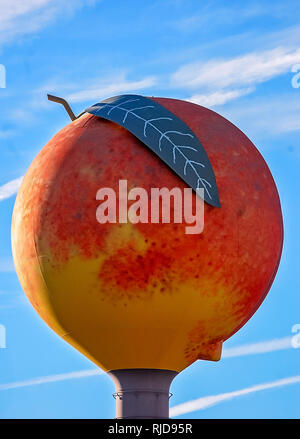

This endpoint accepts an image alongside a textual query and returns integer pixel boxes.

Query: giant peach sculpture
[11,94,283,418]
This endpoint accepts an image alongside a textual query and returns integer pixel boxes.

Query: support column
[108,368,178,419]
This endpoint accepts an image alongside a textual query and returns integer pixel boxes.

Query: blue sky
[0,0,300,419]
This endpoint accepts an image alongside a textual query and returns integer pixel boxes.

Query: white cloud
[0,293,26,309]
[0,176,23,201]
[170,336,299,416]
[172,3,271,32]
[222,336,293,358]
[187,88,253,107]
[0,129,14,138]
[0,0,98,46]
[0,335,295,391]
[0,256,15,272]
[66,75,156,104]
[171,47,300,90]
[170,375,300,417]
[221,93,300,136]
[0,0,51,27]
[0,369,103,391]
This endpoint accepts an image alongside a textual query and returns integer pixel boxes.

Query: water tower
[11,94,283,418]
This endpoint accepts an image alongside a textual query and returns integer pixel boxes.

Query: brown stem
[47,94,76,121]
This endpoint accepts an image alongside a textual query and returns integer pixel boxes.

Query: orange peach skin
[11,98,283,372]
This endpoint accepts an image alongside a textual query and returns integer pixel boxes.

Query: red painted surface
[12,97,283,370]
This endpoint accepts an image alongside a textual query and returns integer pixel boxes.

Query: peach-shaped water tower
[12,94,283,418]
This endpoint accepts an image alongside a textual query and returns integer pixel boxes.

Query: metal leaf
[85,94,220,207]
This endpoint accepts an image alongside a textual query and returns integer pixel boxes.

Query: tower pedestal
[108,369,178,419]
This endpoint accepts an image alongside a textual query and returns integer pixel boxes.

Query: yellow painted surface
[11,101,283,373]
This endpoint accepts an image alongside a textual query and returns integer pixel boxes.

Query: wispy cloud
[221,93,300,136]
[0,176,23,202]
[172,3,291,33]
[0,256,15,272]
[0,129,14,139]
[0,292,26,309]
[0,369,103,391]
[171,47,300,90]
[188,90,300,136]
[0,335,295,391]
[222,336,293,358]
[187,88,254,107]
[170,336,298,416]
[0,0,98,46]
[170,375,300,417]
[169,46,300,108]
[66,75,156,104]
